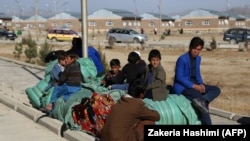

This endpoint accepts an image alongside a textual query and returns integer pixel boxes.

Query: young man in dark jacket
[173,37,221,125]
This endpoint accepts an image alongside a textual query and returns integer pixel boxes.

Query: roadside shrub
[22,38,27,45]
[92,28,95,39]
[13,42,23,59]
[244,40,249,50]
[164,29,171,36]
[161,34,166,40]
[179,28,183,34]
[210,37,217,50]
[24,33,38,63]
[167,29,171,35]
[97,44,109,73]
[37,40,53,66]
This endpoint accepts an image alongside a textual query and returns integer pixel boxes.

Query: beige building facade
[1,8,249,35]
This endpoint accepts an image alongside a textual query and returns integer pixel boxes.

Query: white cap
[134,50,141,57]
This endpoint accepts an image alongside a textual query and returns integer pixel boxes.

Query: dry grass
[101,47,250,116]
[0,34,249,116]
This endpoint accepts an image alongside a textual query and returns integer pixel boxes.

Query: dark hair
[189,37,204,50]
[72,37,82,48]
[128,79,147,98]
[127,51,140,64]
[57,50,66,61]
[70,37,83,57]
[66,49,78,59]
[110,59,120,67]
[148,49,161,61]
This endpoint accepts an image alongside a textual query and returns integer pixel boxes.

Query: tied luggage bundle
[72,93,115,137]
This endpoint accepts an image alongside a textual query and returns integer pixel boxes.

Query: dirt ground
[0,35,249,116]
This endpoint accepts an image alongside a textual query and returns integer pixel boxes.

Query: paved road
[0,56,246,141]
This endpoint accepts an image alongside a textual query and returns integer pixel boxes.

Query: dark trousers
[182,85,221,125]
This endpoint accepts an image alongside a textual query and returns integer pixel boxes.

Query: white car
[106,28,148,43]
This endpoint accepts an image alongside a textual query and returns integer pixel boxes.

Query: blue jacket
[45,63,63,91]
[173,52,203,95]
[76,46,104,74]
[88,46,104,74]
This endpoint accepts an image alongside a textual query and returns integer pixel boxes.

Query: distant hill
[226,6,250,17]
[169,6,250,18]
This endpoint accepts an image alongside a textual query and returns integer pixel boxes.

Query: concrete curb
[0,94,95,141]
[0,56,45,71]
[209,107,250,124]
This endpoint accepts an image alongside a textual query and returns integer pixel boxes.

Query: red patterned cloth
[72,93,115,137]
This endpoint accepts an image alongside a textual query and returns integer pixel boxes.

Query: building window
[89,21,96,26]
[15,23,20,27]
[106,21,113,26]
[132,21,140,27]
[236,21,245,26]
[149,22,155,27]
[122,21,127,26]
[6,22,11,26]
[185,21,192,26]
[66,22,72,27]
[128,21,132,26]
[202,20,210,25]
[38,23,44,28]
[52,22,57,27]
[224,20,229,25]
[27,24,33,28]
[137,22,141,26]
[133,21,137,26]
[169,21,174,26]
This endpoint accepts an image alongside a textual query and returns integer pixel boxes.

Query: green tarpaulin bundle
[25,57,201,134]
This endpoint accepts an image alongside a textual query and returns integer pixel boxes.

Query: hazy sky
[1,0,250,16]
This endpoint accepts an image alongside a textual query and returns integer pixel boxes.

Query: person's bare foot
[45,103,52,111]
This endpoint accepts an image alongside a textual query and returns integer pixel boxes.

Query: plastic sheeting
[144,95,201,125]
[26,56,201,134]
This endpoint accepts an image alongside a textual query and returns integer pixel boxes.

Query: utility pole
[15,0,21,31]
[81,0,88,58]
[132,0,138,28]
[159,0,162,37]
[53,0,57,27]
[35,0,39,41]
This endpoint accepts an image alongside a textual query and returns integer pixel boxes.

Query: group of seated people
[41,37,221,141]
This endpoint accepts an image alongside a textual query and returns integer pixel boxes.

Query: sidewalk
[0,103,67,141]
[0,57,95,141]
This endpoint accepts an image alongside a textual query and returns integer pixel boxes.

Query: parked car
[223,28,250,44]
[0,28,17,40]
[106,28,148,43]
[47,28,80,42]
